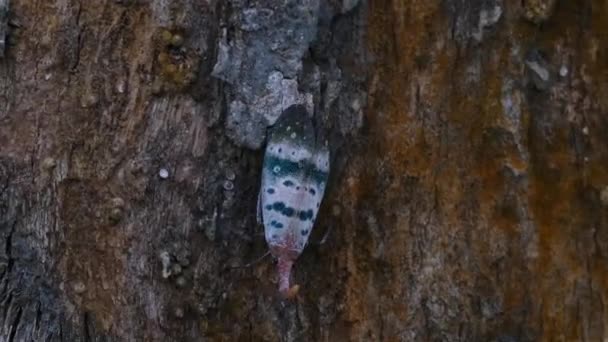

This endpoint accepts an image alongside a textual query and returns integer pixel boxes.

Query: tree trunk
[1,0,607,341]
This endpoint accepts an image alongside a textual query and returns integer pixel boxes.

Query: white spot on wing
[267,142,312,162]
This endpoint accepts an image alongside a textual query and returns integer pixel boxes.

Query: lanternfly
[258,104,329,298]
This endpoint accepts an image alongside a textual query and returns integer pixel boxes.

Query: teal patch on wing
[263,155,303,178]
[259,105,330,256]
[263,154,329,185]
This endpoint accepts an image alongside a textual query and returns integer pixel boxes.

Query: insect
[258,104,329,298]
[0,0,7,58]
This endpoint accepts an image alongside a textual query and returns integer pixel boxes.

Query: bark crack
[34,300,41,333]
[0,219,16,295]
[7,307,22,342]
[70,0,84,72]
[5,219,15,276]
[83,312,91,342]
[1,293,12,327]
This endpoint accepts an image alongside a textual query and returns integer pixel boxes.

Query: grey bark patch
[211,0,320,149]
[443,0,503,44]
[341,0,360,13]
[525,49,552,91]
[472,3,502,42]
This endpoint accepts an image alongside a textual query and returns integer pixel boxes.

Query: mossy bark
[0,0,607,341]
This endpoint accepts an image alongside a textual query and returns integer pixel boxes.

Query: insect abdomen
[260,105,329,258]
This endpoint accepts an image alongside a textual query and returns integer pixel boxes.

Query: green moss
[161,29,173,44]
[153,28,199,94]
[170,34,184,47]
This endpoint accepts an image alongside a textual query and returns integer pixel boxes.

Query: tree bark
[1,0,607,341]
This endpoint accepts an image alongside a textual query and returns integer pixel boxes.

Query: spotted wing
[260,105,329,256]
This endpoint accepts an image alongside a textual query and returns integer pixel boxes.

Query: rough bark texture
[1,0,607,341]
